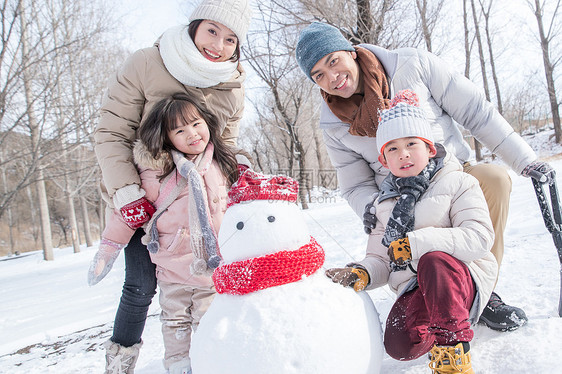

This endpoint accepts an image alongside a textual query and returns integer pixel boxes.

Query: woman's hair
[138,93,239,185]
[188,19,241,61]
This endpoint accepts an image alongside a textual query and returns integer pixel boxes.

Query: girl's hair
[188,19,241,61]
[138,93,239,185]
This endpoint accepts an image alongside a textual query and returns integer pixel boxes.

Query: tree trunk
[463,0,472,78]
[480,0,503,114]
[0,154,16,254]
[98,195,105,240]
[37,170,54,260]
[355,0,374,44]
[312,126,326,182]
[416,0,433,52]
[80,196,93,247]
[67,193,81,253]
[471,0,491,161]
[26,186,40,246]
[533,0,562,143]
[296,142,309,210]
[20,2,54,260]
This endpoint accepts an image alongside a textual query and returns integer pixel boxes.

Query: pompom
[207,255,222,269]
[389,89,419,108]
[191,258,208,275]
[147,240,160,253]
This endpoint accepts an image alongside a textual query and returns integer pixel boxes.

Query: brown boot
[104,339,142,374]
[428,342,474,374]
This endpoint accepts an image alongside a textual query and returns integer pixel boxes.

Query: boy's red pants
[384,251,476,361]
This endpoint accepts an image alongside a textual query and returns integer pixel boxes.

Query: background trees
[0,0,560,257]
[0,0,127,258]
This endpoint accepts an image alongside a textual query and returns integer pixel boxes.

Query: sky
[1,128,562,373]
[115,0,192,50]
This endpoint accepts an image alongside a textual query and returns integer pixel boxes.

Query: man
[295,21,555,332]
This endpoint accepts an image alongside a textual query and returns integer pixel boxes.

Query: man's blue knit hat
[296,22,355,82]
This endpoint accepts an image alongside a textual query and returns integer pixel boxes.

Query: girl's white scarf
[159,25,238,88]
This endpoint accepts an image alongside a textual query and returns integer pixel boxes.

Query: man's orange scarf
[321,47,390,137]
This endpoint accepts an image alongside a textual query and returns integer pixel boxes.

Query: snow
[1,129,562,373]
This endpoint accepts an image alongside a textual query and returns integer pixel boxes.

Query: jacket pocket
[165,227,188,254]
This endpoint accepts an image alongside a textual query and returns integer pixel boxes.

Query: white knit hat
[189,0,252,42]
[376,90,434,154]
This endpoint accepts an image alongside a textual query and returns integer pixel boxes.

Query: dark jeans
[111,229,157,347]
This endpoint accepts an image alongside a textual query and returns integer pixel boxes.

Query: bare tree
[0,0,126,256]
[503,79,548,134]
[470,0,492,161]
[528,0,562,143]
[19,1,55,260]
[479,0,503,114]
[415,0,445,52]
[463,0,474,78]
[0,152,16,254]
[243,2,328,208]
[266,0,419,48]
[43,0,112,252]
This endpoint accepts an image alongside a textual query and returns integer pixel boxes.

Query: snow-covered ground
[1,129,562,373]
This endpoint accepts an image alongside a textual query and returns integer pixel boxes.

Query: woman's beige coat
[94,43,245,206]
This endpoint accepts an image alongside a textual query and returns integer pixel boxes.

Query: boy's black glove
[363,200,377,234]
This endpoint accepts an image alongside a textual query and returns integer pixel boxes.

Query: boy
[326,90,498,373]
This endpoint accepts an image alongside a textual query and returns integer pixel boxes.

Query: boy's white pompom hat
[376,90,434,154]
[189,0,252,41]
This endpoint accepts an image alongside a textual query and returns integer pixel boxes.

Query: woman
[92,0,252,372]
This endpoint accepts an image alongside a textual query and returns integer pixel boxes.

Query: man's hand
[522,161,555,184]
[363,199,377,234]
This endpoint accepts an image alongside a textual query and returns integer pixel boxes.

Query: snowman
[190,170,384,374]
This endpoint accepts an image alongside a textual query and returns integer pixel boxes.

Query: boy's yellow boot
[428,342,474,374]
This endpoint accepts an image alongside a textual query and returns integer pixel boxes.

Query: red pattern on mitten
[120,197,156,229]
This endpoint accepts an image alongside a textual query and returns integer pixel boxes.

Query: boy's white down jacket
[352,150,497,323]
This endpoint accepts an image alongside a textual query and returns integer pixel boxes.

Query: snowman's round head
[218,170,310,264]
[219,200,310,263]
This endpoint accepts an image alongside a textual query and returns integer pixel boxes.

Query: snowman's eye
[236,222,244,230]
[267,216,275,222]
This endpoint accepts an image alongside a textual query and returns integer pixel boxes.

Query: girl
[89,0,252,372]
[97,94,238,374]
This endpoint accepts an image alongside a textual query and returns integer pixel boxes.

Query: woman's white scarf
[159,25,238,88]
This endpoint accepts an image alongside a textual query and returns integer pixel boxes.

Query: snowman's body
[190,198,384,374]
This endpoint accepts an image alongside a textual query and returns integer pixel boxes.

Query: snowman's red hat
[227,169,299,208]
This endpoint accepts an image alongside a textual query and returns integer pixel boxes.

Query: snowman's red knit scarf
[213,237,325,295]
